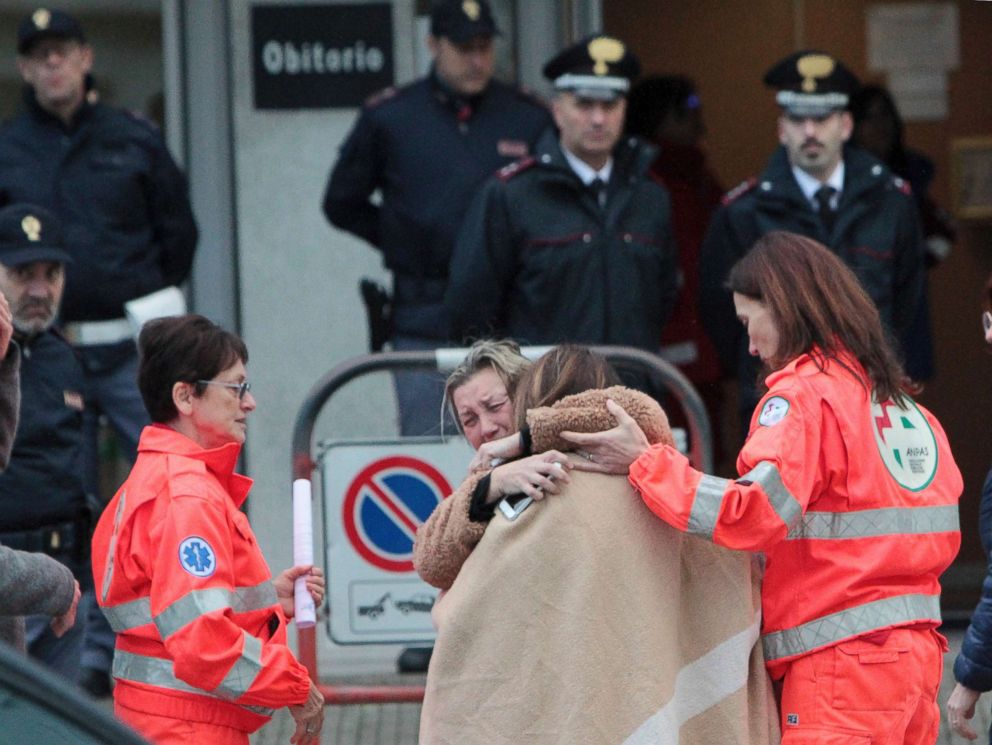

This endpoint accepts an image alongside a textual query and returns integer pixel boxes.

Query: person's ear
[172,381,195,416]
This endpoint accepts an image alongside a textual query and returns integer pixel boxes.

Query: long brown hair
[513,345,621,430]
[726,231,910,405]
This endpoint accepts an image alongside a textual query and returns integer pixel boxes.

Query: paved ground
[250,629,992,745]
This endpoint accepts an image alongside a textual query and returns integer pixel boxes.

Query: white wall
[227,0,417,613]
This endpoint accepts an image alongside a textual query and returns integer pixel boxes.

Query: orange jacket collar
[137,424,252,507]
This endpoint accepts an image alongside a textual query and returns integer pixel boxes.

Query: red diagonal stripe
[364,478,420,536]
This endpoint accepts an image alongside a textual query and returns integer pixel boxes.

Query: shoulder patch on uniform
[515,85,548,109]
[497,156,536,182]
[892,176,913,197]
[178,535,216,578]
[757,396,790,427]
[364,86,398,108]
[722,177,758,206]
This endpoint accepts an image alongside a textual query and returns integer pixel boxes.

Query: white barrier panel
[319,437,475,644]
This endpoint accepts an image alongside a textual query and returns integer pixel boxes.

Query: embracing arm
[528,386,672,452]
[414,451,572,590]
[413,472,490,591]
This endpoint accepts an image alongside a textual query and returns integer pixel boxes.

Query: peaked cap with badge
[543,34,641,101]
[0,204,72,268]
[431,0,499,42]
[17,7,85,54]
[763,50,860,117]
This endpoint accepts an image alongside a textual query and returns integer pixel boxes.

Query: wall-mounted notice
[252,4,394,109]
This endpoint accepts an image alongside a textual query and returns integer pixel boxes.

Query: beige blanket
[421,466,780,744]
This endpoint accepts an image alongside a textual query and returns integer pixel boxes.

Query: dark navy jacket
[0,332,86,530]
[0,91,198,322]
[446,130,677,352]
[955,469,992,706]
[322,73,552,340]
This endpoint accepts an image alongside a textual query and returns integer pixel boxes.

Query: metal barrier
[290,345,712,705]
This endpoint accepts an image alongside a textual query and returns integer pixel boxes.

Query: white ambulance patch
[178,536,216,578]
[758,396,790,427]
[870,398,939,491]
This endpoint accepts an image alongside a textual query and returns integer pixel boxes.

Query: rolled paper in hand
[293,479,316,628]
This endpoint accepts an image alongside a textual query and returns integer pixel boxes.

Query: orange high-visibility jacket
[91,425,311,732]
[629,349,962,678]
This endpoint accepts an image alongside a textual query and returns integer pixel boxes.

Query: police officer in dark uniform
[0,8,196,486]
[322,0,551,437]
[699,50,924,431]
[0,8,198,696]
[446,35,677,359]
[0,204,88,682]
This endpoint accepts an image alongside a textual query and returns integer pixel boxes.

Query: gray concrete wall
[227,0,418,593]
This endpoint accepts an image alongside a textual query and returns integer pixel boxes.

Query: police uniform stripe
[155,581,278,639]
[740,461,803,530]
[214,631,264,700]
[786,504,959,540]
[101,596,152,633]
[688,475,730,538]
[112,648,275,717]
[761,593,941,662]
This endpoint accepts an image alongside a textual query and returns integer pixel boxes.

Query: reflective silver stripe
[688,474,729,539]
[740,461,803,531]
[214,631,264,699]
[102,597,152,633]
[761,593,941,662]
[155,582,278,639]
[787,504,960,541]
[112,648,275,717]
[100,490,127,603]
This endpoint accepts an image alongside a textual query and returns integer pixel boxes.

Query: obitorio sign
[252,4,393,109]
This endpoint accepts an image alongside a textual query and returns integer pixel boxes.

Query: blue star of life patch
[178,536,216,578]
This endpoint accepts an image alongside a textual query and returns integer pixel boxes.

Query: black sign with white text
[252,4,394,109]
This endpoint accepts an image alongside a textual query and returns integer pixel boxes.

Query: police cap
[543,35,641,101]
[431,0,499,43]
[0,205,72,268]
[763,50,860,117]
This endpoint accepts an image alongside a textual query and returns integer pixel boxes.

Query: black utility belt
[0,517,87,556]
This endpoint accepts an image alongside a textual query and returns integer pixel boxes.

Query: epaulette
[364,86,398,108]
[892,175,913,197]
[497,156,536,182]
[515,85,548,110]
[721,177,758,206]
[126,108,162,132]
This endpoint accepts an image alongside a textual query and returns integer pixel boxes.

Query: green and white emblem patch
[870,398,938,491]
[758,396,790,427]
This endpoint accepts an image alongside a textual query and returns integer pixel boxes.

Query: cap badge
[32,8,51,30]
[588,37,624,76]
[796,54,835,93]
[21,215,42,242]
[462,0,481,21]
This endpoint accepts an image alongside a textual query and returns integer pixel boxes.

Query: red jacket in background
[649,138,725,385]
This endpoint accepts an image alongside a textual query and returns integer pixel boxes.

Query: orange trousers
[778,628,946,744]
[115,701,250,745]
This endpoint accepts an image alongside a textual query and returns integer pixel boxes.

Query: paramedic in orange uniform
[565,230,962,743]
[91,314,325,745]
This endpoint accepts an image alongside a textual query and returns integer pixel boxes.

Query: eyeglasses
[196,379,251,400]
[983,311,992,336]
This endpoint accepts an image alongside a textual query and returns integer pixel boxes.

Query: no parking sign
[320,438,474,644]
